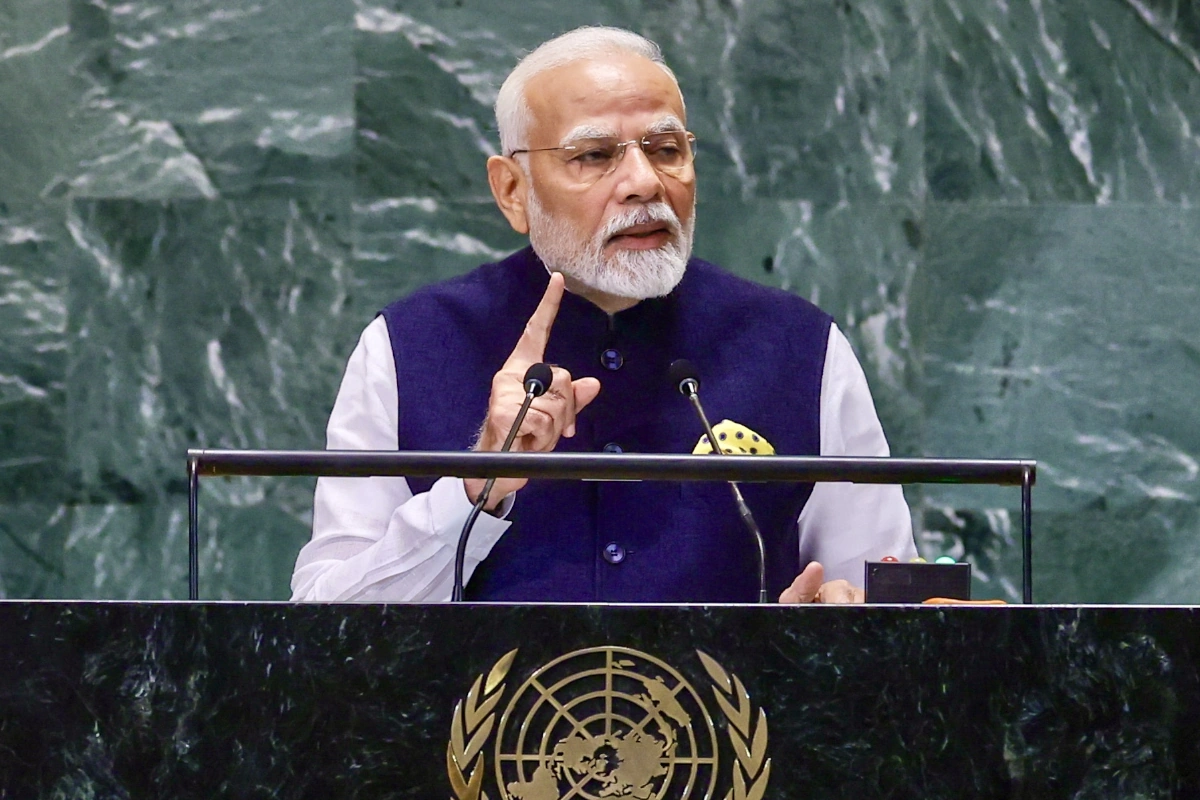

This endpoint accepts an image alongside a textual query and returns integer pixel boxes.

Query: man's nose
[613,142,665,202]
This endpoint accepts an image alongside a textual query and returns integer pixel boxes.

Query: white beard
[526,191,694,300]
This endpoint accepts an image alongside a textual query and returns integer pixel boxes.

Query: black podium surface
[1,602,1196,798]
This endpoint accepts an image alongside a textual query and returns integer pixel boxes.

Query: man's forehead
[524,54,685,141]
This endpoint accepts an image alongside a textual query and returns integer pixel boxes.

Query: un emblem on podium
[447,647,770,800]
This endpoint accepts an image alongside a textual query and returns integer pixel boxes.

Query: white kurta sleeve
[290,316,512,601]
[796,323,917,585]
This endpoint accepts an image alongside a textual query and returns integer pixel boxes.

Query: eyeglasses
[508,130,697,184]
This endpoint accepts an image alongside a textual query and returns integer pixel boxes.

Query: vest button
[602,542,626,564]
[599,348,624,371]
[602,442,623,454]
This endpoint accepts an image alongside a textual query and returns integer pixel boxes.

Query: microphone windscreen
[523,362,554,396]
[668,359,700,393]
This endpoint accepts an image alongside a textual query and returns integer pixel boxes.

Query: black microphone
[670,359,769,603]
[452,362,554,601]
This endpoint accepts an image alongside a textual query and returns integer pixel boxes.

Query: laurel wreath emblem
[447,648,768,800]
[447,648,517,800]
[698,650,771,800]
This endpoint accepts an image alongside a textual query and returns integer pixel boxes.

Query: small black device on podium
[864,559,972,603]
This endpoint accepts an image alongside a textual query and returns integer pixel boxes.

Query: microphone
[452,362,554,601]
[521,362,554,398]
[670,359,769,603]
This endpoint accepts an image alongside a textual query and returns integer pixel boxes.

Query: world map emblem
[447,647,771,800]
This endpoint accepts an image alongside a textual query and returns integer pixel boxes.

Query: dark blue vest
[380,248,832,602]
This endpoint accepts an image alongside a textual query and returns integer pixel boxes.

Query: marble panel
[59,196,355,598]
[916,204,1200,602]
[1035,501,1200,605]
[65,0,355,200]
[0,0,74,206]
[0,492,312,601]
[353,0,924,204]
[192,486,313,600]
[352,1,633,200]
[0,504,71,598]
[926,0,1200,203]
[64,197,354,480]
[657,0,925,203]
[0,211,68,503]
[0,501,183,600]
[351,196,525,310]
[59,502,187,599]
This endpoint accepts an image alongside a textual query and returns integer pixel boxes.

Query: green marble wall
[0,0,1196,602]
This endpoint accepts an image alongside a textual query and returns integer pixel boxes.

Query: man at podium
[291,27,916,604]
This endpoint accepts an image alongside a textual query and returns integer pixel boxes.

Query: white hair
[495,26,681,156]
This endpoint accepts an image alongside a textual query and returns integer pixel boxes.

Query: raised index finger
[508,271,565,364]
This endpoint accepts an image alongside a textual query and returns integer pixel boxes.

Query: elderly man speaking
[290,26,916,604]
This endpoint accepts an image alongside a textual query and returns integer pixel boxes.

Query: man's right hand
[465,272,602,509]
[778,561,866,604]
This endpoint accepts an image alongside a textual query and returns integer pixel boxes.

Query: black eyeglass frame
[507,131,698,178]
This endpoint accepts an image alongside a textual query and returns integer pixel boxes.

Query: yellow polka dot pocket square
[692,420,775,455]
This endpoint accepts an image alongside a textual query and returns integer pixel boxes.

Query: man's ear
[487,155,530,235]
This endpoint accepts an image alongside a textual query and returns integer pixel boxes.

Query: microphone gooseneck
[452,362,552,602]
[669,359,769,604]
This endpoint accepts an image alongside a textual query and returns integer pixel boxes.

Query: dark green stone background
[0,0,1196,601]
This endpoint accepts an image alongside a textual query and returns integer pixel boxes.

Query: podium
[0,601,1193,797]
[0,449,1097,794]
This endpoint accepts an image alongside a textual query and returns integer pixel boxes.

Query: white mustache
[599,203,682,244]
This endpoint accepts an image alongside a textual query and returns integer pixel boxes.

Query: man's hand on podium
[465,273,602,511]
[779,561,865,604]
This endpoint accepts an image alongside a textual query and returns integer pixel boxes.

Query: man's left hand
[779,561,865,604]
